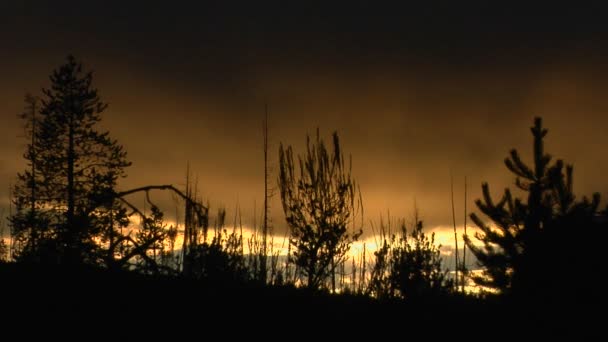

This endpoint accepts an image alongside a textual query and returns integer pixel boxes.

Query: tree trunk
[261,107,269,283]
[29,97,38,254]
[66,111,76,262]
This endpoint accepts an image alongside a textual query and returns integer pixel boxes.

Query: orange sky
[1,2,608,237]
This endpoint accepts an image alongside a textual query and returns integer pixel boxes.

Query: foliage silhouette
[10,56,131,264]
[185,208,249,283]
[9,56,208,272]
[368,215,452,299]
[278,129,362,290]
[464,117,603,297]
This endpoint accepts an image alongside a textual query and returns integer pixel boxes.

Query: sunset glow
[1,3,605,336]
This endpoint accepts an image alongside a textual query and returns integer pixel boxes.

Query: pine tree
[10,56,209,273]
[10,55,131,264]
[10,94,43,259]
[464,117,601,295]
[278,130,362,290]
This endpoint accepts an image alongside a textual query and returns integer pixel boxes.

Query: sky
[1,1,608,239]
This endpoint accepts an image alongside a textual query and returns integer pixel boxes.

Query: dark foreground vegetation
[1,263,597,338]
[1,56,606,338]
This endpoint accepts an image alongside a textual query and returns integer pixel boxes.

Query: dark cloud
[1,1,608,234]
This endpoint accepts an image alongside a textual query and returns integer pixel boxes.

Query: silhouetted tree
[260,106,273,284]
[369,215,451,299]
[390,219,450,298]
[11,56,131,264]
[134,204,168,273]
[9,56,210,274]
[10,56,167,263]
[464,117,601,296]
[10,94,43,259]
[111,184,207,273]
[278,130,362,290]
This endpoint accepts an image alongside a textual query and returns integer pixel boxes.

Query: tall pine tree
[10,55,131,264]
[11,94,43,258]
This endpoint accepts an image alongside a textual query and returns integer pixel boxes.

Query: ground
[0,263,599,339]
